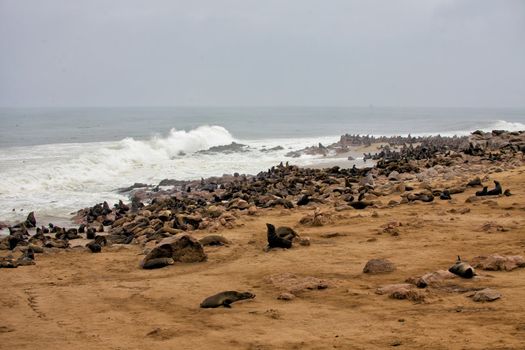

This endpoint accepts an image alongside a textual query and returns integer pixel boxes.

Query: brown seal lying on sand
[141,257,175,269]
[200,291,255,308]
[448,256,475,278]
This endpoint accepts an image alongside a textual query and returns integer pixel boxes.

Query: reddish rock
[472,288,501,302]
[144,235,207,264]
[363,259,396,274]
[470,255,525,271]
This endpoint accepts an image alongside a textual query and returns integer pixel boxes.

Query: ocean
[0,106,524,222]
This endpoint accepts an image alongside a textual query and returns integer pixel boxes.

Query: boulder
[363,259,396,274]
[142,235,206,267]
[266,273,329,296]
[470,255,525,271]
[472,288,501,302]
[376,284,426,302]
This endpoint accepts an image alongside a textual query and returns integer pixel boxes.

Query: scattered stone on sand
[146,328,178,340]
[470,255,525,271]
[465,196,481,203]
[448,207,470,215]
[320,232,346,239]
[293,236,311,246]
[375,284,426,302]
[266,273,329,296]
[277,292,295,301]
[363,259,396,274]
[379,221,402,236]
[471,288,501,302]
[480,221,508,232]
[299,209,333,227]
[406,270,457,288]
[199,234,231,246]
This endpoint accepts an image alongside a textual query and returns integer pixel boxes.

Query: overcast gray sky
[0,0,524,107]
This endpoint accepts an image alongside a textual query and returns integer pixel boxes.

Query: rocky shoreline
[1,129,524,263]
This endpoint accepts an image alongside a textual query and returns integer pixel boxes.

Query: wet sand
[1,166,525,349]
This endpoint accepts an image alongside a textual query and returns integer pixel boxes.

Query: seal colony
[1,129,525,349]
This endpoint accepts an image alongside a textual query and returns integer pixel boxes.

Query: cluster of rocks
[374,254,525,303]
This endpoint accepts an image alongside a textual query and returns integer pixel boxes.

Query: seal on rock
[200,291,255,308]
[448,256,475,278]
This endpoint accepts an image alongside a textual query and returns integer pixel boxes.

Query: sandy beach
[2,151,525,349]
[2,2,525,348]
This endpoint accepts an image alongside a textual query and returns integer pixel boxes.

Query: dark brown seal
[141,257,175,269]
[200,291,255,308]
[448,256,475,278]
[266,223,292,249]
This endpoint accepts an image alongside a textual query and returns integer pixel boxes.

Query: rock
[480,221,508,232]
[470,255,525,271]
[266,273,329,296]
[247,205,258,216]
[320,232,345,238]
[376,284,425,302]
[363,259,396,274]
[142,235,207,267]
[465,196,481,203]
[466,177,482,187]
[198,142,249,154]
[406,270,457,288]
[295,237,311,246]
[206,205,224,218]
[199,235,231,246]
[448,207,470,214]
[472,288,501,302]
[277,292,295,301]
[388,171,400,181]
[299,210,332,227]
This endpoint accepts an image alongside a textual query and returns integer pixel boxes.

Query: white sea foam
[0,125,340,221]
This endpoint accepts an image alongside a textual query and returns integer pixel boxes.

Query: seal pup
[475,186,488,196]
[86,241,102,253]
[439,190,451,200]
[448,256,475,278]
[86,235,107,253]
[16,247,35,266]
[266,223,292,249]
[86,227,96,239]
[296,194,310,206]
[200,291,255,308]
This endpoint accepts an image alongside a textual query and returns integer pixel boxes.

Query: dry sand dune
[2,167,525,350]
